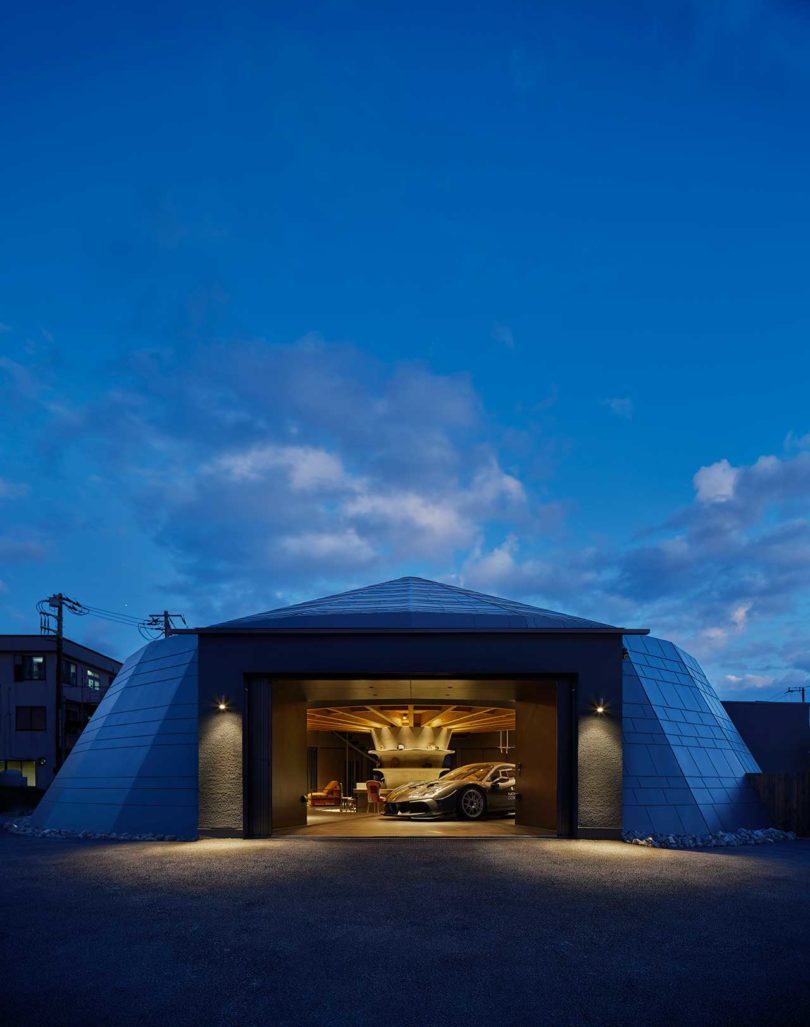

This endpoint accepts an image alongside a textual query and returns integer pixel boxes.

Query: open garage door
[245,677,572,838]
[245,680,307,837]
[514,682,559,833]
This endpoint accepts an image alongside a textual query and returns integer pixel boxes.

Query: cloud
[723,673,774,690]
[45,337,528,609]
[601,397,633,420]
[8,328,810,698]
[693,458,739,503]
[785,429,810,451]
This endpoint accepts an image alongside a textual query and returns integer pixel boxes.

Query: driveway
[1,832,808,1026]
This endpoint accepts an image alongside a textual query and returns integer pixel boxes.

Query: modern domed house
[31,577,766,841]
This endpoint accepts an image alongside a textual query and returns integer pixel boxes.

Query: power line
[38,595,186,640]
[139,611,188,640]
[761,686,790,702]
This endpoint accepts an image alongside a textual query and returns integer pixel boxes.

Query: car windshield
[438,764,499,783]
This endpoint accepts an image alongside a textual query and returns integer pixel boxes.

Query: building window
[1,759,37,786]
[86,669,102,691]
[63,660,78,686]
[13,655,47,681]
[16,706,47,731]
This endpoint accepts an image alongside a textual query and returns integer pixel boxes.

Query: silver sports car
[383,762,516,820]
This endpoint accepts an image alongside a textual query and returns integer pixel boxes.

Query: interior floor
[275,809,555,838]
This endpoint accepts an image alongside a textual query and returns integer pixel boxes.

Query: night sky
[1,1,809,699]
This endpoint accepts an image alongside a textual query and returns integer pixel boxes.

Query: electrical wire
[762,686,790,702]
[79,604,145,626]
[38,595,185,639]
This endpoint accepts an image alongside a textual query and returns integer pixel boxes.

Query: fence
[747,771,810,836]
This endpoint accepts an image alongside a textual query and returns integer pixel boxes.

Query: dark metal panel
[245,679,271,837]
[270,684,307,831]
[515,682,557,832]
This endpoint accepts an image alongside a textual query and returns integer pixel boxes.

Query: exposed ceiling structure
[307,704,516,734]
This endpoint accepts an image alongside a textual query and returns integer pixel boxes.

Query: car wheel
[457,787,486,820]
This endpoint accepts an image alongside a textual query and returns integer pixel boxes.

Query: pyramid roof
[203,576,642,633]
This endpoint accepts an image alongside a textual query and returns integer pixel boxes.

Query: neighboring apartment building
[0,635,122,789]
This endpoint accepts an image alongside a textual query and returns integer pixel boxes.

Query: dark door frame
[243,673,579,839]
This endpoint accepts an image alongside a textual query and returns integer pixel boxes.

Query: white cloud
[731,601,752,628]
[693,458,739,503]
[345,491,475,554]
[279,529,376,566]
[207,444,356,493]
[723,673,774,690]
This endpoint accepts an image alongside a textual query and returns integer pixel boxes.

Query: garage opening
[244,678,574,838]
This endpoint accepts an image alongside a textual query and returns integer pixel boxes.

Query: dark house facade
[0,635,122,788]
[31,578,768,840]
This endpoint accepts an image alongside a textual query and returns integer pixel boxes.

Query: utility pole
[43,593,84,772]
[787,686,807,703]
[145,611,187,638]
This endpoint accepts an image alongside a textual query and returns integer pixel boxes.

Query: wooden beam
[434,707,500,729]
[424,706,456,727]
[312,708,380,730]
[363,706,401,727]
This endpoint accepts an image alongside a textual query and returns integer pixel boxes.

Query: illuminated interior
[307,703,516,789]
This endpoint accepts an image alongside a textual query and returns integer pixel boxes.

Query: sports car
[382,761,516,820]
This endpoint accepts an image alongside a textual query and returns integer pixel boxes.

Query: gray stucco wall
[577,712,623,836]
[199,707,243,835]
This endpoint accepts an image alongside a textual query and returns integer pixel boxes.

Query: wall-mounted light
[593,699,607,715]
[216,697,229,712]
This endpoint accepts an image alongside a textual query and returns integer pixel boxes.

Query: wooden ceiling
[307,704,516,734]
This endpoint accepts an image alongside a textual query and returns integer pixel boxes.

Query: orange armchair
[308,780,342,807]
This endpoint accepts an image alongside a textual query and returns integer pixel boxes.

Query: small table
[340,796,357,813]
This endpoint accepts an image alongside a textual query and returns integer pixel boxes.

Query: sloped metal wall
[30,634,199,839]
[622,634,766,835]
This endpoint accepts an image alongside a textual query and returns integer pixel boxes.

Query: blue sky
[1,1,809,699]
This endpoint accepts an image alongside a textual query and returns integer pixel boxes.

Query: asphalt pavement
[1,831,808,1027]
